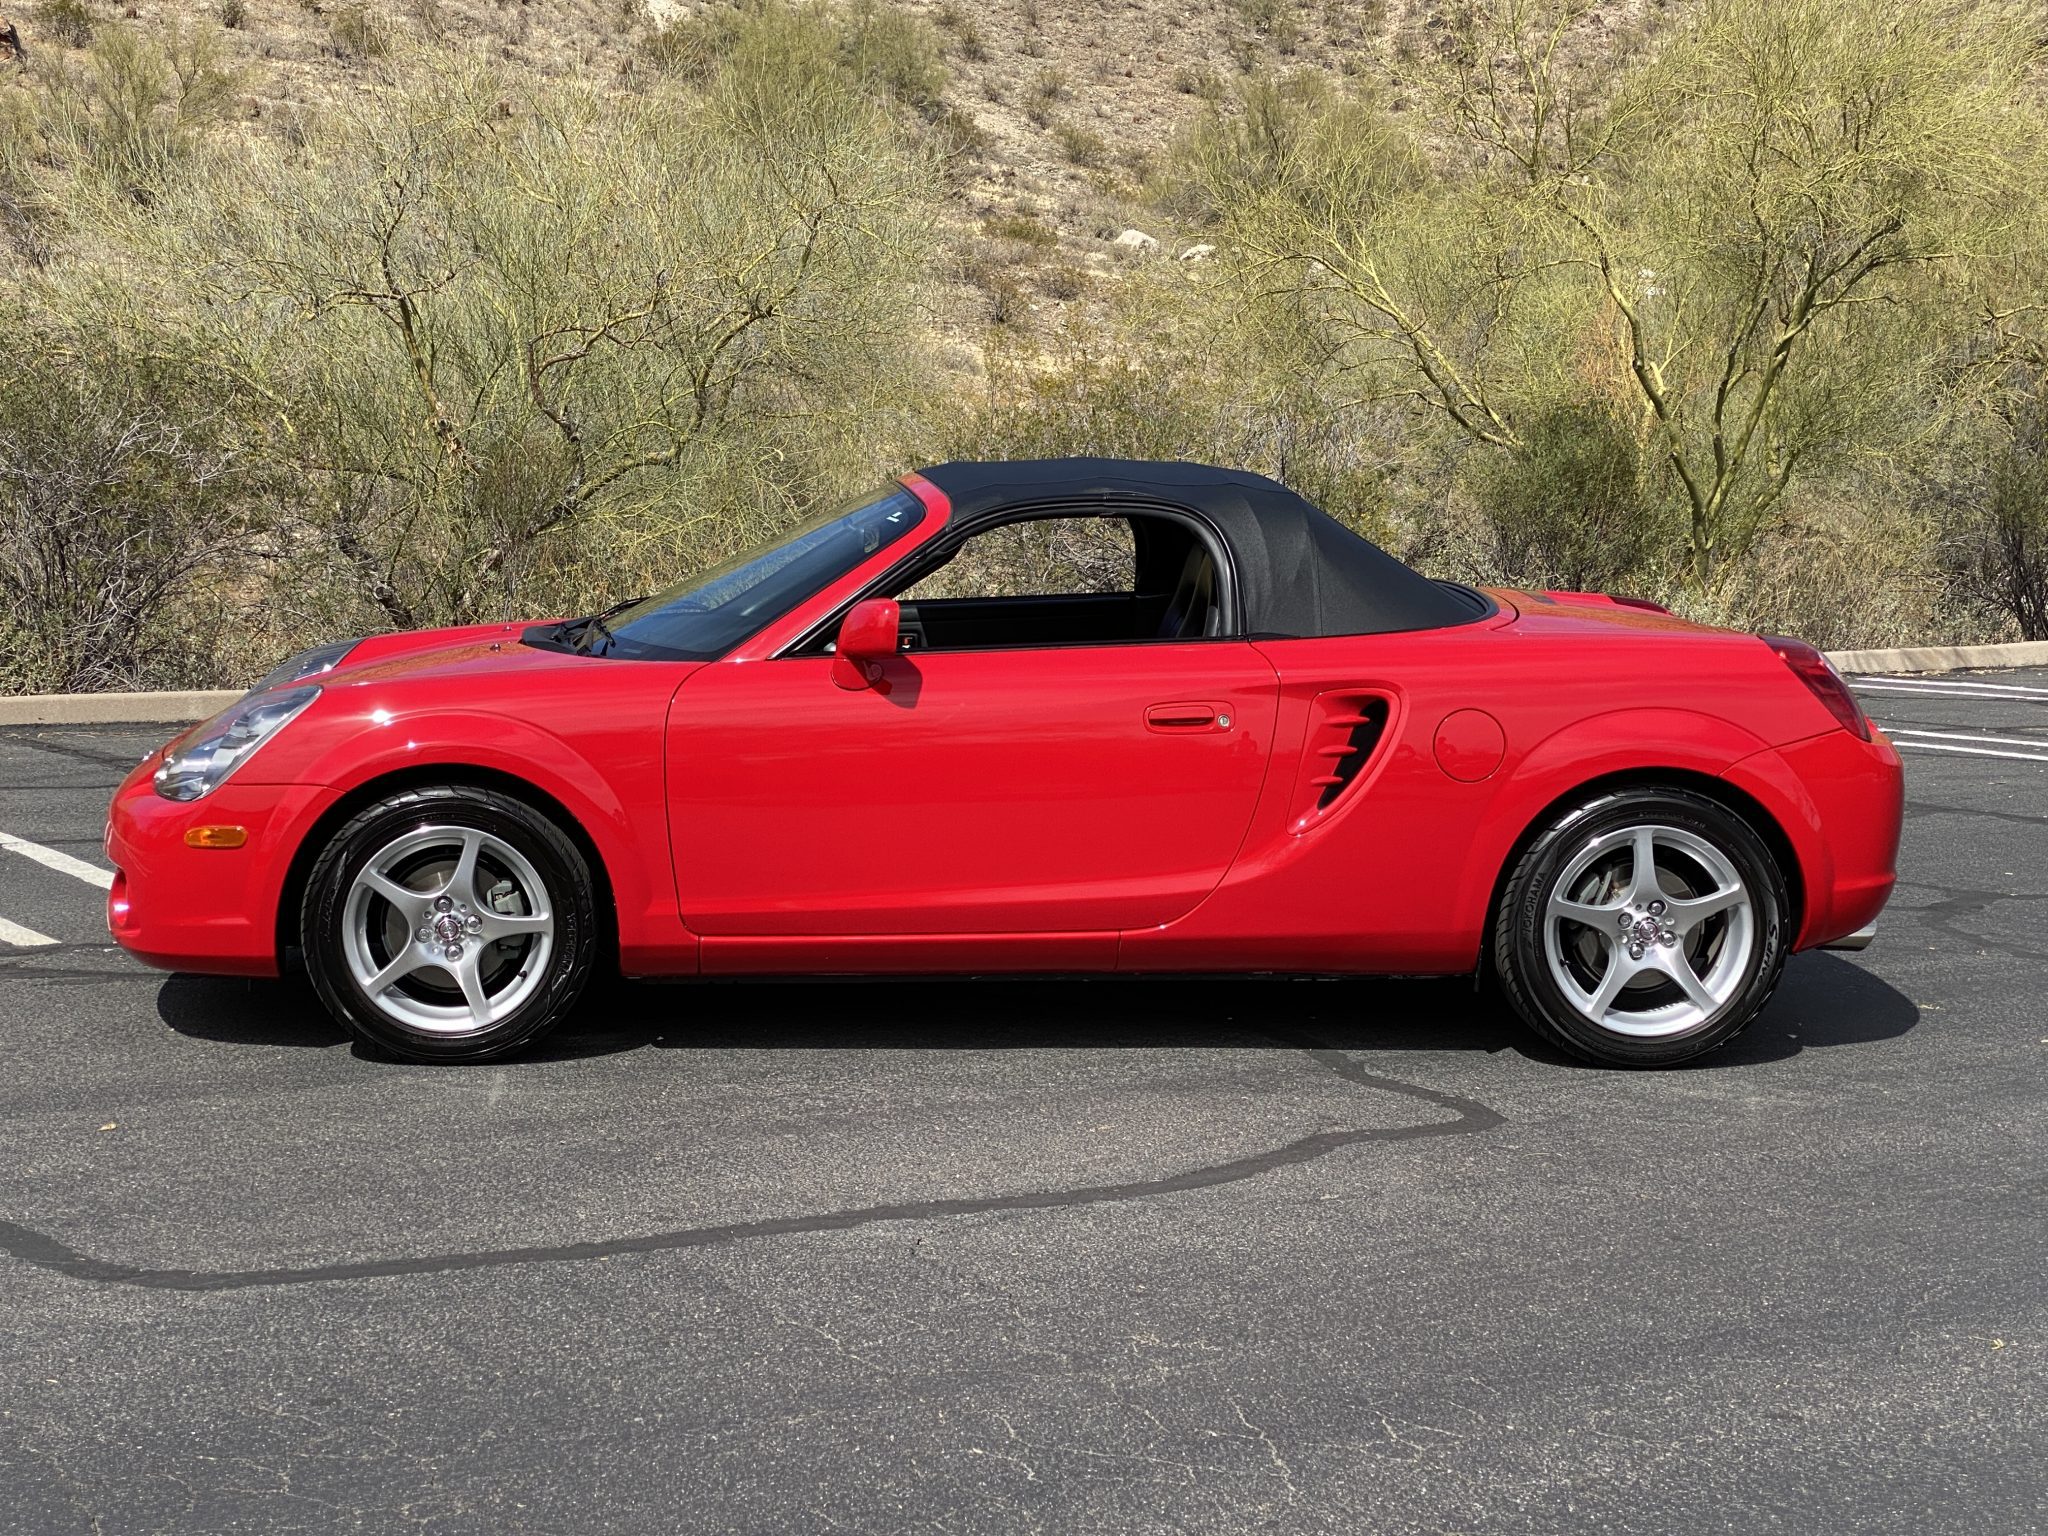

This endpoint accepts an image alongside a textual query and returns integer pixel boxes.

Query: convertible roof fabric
[915,458,1482,638]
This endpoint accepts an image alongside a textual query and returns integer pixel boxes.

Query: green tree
[144,36,937,631]
[1201,0,2040,593]
[0,323,258,692]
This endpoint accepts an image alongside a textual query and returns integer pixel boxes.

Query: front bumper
[104,757,337,976]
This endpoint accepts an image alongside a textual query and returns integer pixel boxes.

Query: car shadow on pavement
[154,953,1917,1070]
[156,973,350,1049]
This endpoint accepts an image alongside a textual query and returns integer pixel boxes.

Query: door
[667,642,1280,935]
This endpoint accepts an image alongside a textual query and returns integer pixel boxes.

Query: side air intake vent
[1290,692,1393,831]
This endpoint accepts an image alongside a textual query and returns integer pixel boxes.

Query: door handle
[1146,703,1221,731]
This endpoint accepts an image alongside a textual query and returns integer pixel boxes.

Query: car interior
[810,511,1230,654]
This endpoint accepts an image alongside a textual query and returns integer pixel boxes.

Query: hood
[319,621,573,689]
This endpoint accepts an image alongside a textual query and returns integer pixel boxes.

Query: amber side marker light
[184,826,249,849]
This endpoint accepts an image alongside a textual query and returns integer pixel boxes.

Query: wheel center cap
[431,912,466,946]
[1629,915,1662,946]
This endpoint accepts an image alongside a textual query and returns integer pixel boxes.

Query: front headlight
[154,687,320,802]
[246,640,359,698]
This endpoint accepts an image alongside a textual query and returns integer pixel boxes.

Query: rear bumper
[1819,923,1877,952]
[1723,728,1904,951]
[104,759,336,977]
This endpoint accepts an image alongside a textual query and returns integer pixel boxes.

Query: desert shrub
[32,21,242,198]
[1947,405,2048,641]
[638,9,733,78]
[928,101,988,172]
[960,311,1397,546]
[1036,262,1085,301]
[405,0,448,42]
[982,209,1057,248]
[0,93,52,268]
[837,0,947,116]
[1686,488,1951,649]
[1023,66,1064,127]
[129,51,940,632]
[0,324,260,692]
[1229,0,1302,55]
[1463,400,1677,595]
[216,0,247,29]
[327,4,390,60]
[1054,121,1108,168]
[642,1,947,119]
[31,0,96,49]
[1187,0,2041,605]
[1157,70,1416,225]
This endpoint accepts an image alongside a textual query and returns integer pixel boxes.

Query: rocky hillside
[0,0,1434,350]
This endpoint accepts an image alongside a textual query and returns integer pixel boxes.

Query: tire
[301,785,598,1063]
[1493,786,1789,1068]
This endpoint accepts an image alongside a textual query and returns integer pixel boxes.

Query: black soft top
[916,458,1484,638]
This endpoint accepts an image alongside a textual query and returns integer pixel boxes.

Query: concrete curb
[0,689,241,727]
[1823,641,2048,675]
[1,640,2045,726]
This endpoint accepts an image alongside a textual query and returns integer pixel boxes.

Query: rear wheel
[1494,787,1789,1067]
[301,786,597,1062]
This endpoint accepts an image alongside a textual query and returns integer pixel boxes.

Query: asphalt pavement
[1,671,2043,1534]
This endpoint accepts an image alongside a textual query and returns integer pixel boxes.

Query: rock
[1179,243,1217,262]
[1111,228,1160,255]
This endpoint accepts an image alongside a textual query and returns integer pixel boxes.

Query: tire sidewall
[1504,789,1789,1067]
[302,787,595,1063]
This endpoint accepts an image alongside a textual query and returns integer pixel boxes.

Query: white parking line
[0,916,59,947]
[1893,740,2048,763]
[1854,683,2048,704]
[0,830,115,890]
[1889,727,2048,749]
[1853,674,2048,695]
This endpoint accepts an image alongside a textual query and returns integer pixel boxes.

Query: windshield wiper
[560,595,645,656]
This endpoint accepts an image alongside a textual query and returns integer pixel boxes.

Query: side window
[820,507,1225,654]
[903,516,1136,602]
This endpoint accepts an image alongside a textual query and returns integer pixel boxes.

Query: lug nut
[1661,932,1677,947]
[434,896,453,912]
[1628,943,1644,960]
[1617,913,1633,930]
[1648,899,1665,915]
[466,915,482,933]
[416,925,431,942]
[443,943,463,961]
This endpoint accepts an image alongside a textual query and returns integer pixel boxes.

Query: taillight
[1764,636,1870,740]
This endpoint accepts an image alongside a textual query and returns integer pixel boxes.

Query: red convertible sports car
[106,459,1902,1066]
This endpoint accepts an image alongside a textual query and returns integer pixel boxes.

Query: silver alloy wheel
[1541,823,1755,1039]
[340,824,555,1036]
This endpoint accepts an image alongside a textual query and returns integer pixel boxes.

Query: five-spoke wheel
[340,825,556,1035]
[1496,787,1788,1066]
[302,786,596,1062]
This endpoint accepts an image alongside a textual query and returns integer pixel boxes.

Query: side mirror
[830,598,901,691]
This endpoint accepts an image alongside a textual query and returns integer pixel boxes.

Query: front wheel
[1493,787,1790,1067]
[301,785,598,1063]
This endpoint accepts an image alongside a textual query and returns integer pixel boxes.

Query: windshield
[581,485,926,661]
